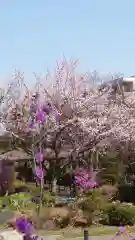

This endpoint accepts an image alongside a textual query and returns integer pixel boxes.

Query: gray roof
[0,149,31,161]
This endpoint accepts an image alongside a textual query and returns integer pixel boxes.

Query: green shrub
[100,185,118,201]
[32,207,69,229]
[13,180,40,194]
[83,189,106,211]
[98,153,123,185]
[0,192,36,211]
[13,179,26,188]
[78,189,106,225]
[42,192,55,206]
[101,202,135,226]
[13,180,55,208]
[55,215,70,228]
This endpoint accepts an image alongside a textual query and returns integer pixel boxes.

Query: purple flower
[35,166,43,179]
[36,109,45,122]
[35,151,43,163]
[16,217,33,234]
[119,226,124,231]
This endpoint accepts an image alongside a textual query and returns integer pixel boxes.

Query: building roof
[123,77,135,82]
[0,149,31,161]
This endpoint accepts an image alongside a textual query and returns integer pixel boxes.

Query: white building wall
[123,77,135,91]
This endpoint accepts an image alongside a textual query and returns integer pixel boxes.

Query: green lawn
[0,224,135,239]
[38,225,135,238]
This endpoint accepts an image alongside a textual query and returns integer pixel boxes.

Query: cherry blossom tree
[0,73,25,195]
[1,59,134,196]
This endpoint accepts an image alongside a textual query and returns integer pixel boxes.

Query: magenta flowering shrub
[16,216,42,239]
[28,93,44,181]
[27,91,60,187]
[74,168,97,190]
[35,151,43,163]
[16,216,33,234]
[35,166,44,179]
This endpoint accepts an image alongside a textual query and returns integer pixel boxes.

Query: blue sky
[0,0,135,83]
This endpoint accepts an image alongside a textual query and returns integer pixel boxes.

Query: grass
[88,226,118,236]
[38,225,135,238]
[0,221,135,238]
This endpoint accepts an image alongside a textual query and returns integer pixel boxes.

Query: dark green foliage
[101,202,135,226]
[99,153,124,185]
[16,162,34,182]
[0,159,15,196]
[118,184,135,203]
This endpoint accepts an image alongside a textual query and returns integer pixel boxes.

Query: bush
[0,193,35,211]
[118,184,135,203]
[42,192,55,206]
[82,189,106,211]
[32,207,69,229]
[78,189,106,225]
[98,154,123,185]
[100,185,118,201]
[13,180,55,206]
[13,180,40,194]
[55,215,70,228]
[101,202,135,226]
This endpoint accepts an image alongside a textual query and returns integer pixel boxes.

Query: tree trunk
[52,178,57,194]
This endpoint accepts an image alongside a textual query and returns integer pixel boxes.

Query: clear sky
[0,0,135,83]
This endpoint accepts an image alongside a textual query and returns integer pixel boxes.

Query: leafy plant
[101,202,135,226]
[0,193,35,211]
[78,189,105,225]
[42,191,55,206]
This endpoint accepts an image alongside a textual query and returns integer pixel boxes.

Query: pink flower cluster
[74,168,97,190]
